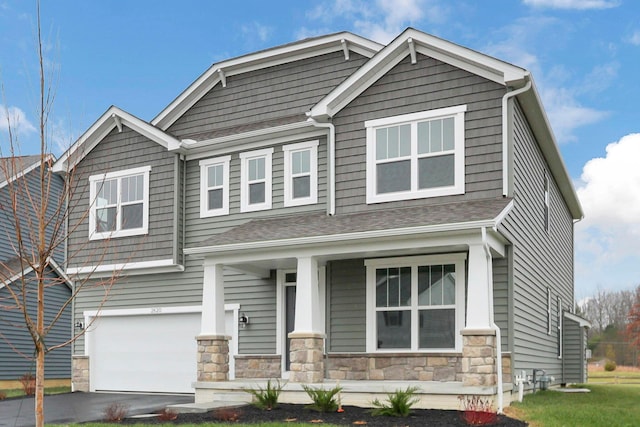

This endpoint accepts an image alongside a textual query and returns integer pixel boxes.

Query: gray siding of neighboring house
[0,166,65,265]
[499,100,575,384]
[493,255,511,353]
[563,317,587,383]
[332,53,508,215]
[67,126,177,268]
[327,259,367,353]
[0,268,71,380]
[167,52,369,139]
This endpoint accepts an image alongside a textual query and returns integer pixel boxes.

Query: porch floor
[182,379,513,412]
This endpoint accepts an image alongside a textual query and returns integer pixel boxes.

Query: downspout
[481,227,504,413]
[306,117,335,216]
[181,154,187,266]
[502,75,532,197]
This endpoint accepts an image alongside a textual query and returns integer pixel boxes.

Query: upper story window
[200,156,231,217]
[240,148,273,212]
[365,254,466,352]
[89,166,150,240]
[365,105,466,204]
[283,140,318,207]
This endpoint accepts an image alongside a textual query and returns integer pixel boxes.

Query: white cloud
[574,133,640,296]
[240,22,273,44]
[628,30,640,46]
[522,0,620,9]
[0,105,36,136]
[304,0,442,44]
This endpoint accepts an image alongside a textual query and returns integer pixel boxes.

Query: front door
[280,271,297,376]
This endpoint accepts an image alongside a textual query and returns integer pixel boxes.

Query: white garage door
[88,307,236,393]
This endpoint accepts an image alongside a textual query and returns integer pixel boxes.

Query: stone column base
[461,329,496,387]
[288,333,324,383]
[72,355,90,392]
[197,335,230,382]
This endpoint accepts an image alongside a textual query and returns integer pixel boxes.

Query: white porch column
[289,255,325,383]
[293,256,323,334]
[465,243,493,330]
[200,261,226,336]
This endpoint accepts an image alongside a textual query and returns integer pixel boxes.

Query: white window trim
[88,166,150,240]
[283,140,318,207]
[365,254,466,353]
[200,155,231,217]
[240,148,273,212]
[557,295,563,359]
[544,172,550,232]
[365,105,466,204]
[547,287,552,335]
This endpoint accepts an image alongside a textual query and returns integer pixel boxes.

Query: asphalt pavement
[0,392,193,426]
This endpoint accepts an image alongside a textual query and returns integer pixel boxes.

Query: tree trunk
[35,272,45,427]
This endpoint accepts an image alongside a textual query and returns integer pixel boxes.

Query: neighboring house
[52,28,589,408]
[0,155,71,388]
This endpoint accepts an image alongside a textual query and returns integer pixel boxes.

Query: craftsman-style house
[53,28,589,409]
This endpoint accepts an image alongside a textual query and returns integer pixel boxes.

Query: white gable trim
[152,33,383,130]
[52,106,180,173]
[0,154,55,190]
[309,27,528,120]
[0,257,72,291]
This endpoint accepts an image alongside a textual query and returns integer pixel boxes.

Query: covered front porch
[183,201,514,409]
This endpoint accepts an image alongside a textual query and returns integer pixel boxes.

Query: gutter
[502,74,532,197]
[482,226,504,414]
[306,117,336,216]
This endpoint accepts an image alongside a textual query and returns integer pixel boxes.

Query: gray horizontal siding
[168,52,369,139]
[499,100,575,383]
[328,259,367,353]
[333,54,507,214]
[67,126,177,268]
[0,269,71,379]
[563,317,586,383]
[493,256,510,352]
[184,139,328,248]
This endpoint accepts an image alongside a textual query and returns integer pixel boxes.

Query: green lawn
[587,369,640,384]
[509,384,640,427]
[1,386,71,399]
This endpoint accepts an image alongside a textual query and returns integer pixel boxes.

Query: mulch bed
[121,403,528,426]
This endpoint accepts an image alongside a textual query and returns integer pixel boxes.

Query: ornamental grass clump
[302,384,343,412]
[245,379,284,410]
[370,386,420,417]
[458,394,498,425]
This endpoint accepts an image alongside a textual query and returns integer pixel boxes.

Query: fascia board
[564,311,592,328]
[52,106,179,174]
[517,80,583,220]
[0,257,71,290]
[152,33,383,130]
[184,219,497,257]
[0,154,55,190]
[310,28,528,119]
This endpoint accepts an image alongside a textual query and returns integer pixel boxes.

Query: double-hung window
[365,254,466,352]
[365,105,466,204]
[283,141,318,207]
[240,148,273,212]
[200,156,230,217]
[89,166,150,240]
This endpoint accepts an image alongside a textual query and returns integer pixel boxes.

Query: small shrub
[458,395,497,426]
[103,402,129,422]
[19,373,36,396]
[604,360,617,372]
[157,408,178,421]
[245,379,284,410]
[0,391,7,400]
[213,407,243,422]
[302,385,343,413]
[370,386,419,417]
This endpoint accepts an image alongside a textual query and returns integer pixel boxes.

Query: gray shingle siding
[499,100,575,383]
[67,126,177,268]
[332,54,507,214]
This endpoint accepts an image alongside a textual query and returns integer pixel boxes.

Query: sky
[0,0,638,300]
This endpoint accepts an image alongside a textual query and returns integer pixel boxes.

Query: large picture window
[89,166,150,240]
[240,148,273,212]
[365,254,466,352]
[365,105,466,204]
[200,156,231,217]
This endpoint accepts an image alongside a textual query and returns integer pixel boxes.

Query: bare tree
[0,3,124,426]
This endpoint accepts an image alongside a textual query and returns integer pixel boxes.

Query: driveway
[0,392,193,426]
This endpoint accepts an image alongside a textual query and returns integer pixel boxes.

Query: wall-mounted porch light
[238,313,249,329]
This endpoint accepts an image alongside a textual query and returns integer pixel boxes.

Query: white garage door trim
[84,305,238,393]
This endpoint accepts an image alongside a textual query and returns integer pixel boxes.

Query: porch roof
[189,197,512,251]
